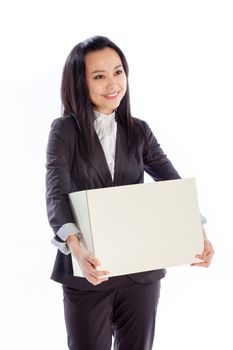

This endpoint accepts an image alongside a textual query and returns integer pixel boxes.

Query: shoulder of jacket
[131,116,150,131]
[50,115,75,133]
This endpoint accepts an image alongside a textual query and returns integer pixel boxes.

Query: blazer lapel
[86,117,132,188]
[113,121,130,186]
[89,131,113,187]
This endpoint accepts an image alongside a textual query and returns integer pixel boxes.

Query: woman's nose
[105,77,116,90]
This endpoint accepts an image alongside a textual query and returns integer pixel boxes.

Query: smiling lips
[103,91,120,99]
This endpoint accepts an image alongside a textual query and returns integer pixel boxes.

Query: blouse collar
[93,109,116,121]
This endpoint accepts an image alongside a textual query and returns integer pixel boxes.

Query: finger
[191,261,210,267]
[195,255,207,263]
[84,265,109,278]
[94,270,110,277]
[208,245,215,256]
[191,257,209,266]
[89,268,110,279]
[87,255,101,268]
[204,247,214,256]
[204,242,214,255]
[191,258,210,266]
[85,258,109,276]
[196,251,212,259]
[86,273,109,285]
[191,256,211,266]
[82,260,107,276]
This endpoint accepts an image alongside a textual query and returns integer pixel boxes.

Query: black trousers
[62,276,161,350]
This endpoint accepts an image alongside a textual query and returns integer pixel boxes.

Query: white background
[1,0,232,349]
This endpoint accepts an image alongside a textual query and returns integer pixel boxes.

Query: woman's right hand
[66,234,110,286]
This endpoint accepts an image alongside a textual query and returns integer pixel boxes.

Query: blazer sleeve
[142,121,181,181]
[142,121,207,225]
[46,117,76,236]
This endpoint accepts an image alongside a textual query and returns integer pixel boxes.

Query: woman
[46,35,214,350]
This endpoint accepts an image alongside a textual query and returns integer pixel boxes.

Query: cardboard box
[69,178,204,277]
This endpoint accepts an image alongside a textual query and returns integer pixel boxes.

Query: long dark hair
[61,35,142,160]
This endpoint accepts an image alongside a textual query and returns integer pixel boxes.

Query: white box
[69,178,204,277]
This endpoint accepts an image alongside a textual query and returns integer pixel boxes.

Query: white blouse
[93,109,117,180]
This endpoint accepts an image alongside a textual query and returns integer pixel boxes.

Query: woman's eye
[115,70,123,75]
[94,75,104,80]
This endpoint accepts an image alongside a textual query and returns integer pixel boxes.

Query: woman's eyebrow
[91,64,123,75]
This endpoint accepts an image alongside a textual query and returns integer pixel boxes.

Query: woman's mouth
[103,91,120,99]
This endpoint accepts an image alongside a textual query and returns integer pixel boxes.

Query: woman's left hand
[191,226,214,268]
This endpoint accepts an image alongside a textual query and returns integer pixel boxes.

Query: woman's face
[85,48,127,115]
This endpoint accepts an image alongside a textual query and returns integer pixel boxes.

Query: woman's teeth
[106,92,118,97]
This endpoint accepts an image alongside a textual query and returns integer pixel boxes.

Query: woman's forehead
[85,48,122,71]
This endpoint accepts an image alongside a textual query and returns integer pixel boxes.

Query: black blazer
[46,113,181,290]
